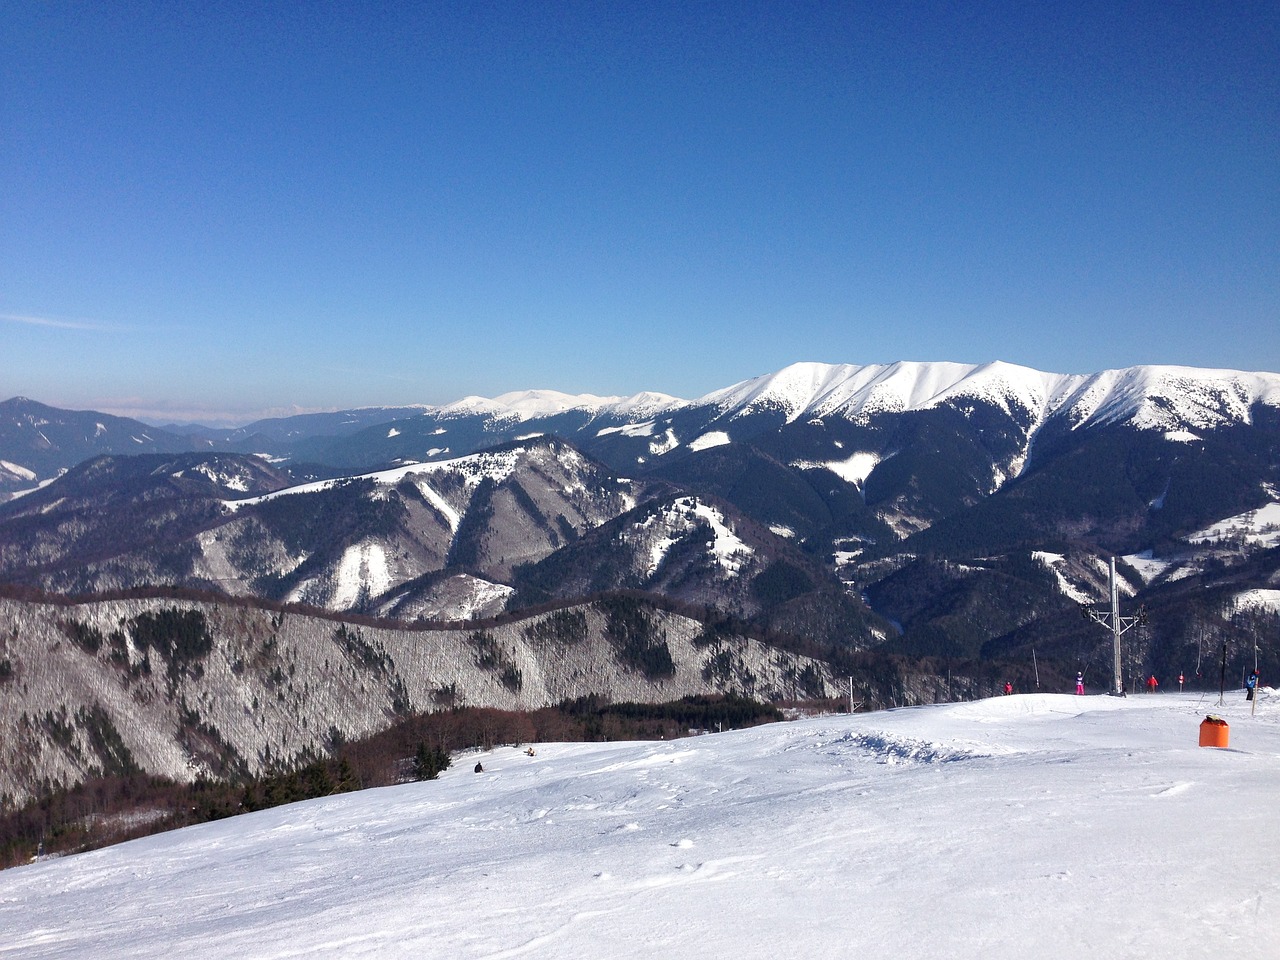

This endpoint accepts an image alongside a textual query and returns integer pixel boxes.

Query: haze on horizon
[3,2,1276,424]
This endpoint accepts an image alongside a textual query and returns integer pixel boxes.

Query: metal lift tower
[1081,557,1148,696]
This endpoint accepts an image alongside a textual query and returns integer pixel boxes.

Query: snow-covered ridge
[687,360,1280,432]
[440,389,684,422]
[223,444,543,510]
[274,361,1278,440]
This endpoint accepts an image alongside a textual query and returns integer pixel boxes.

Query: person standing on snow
[1003,681,1013,695]
[1076,672,1085,695]
[1246,670,1259,701]
[1146,675,1158,693]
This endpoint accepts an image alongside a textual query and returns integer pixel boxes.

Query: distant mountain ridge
[426,360,1280,433]
[6,360,1280,495]
[3,360,1279,659]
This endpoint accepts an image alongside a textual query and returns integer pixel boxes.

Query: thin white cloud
[1,312,115,331]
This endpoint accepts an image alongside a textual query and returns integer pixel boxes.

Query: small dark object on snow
[474,761,484,773]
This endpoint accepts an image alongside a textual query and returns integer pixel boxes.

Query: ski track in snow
[3,692,1278,959]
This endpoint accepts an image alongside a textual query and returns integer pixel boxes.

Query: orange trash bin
[1199,716,1229,748]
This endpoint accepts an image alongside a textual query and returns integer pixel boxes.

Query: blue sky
[3,2,1276,423]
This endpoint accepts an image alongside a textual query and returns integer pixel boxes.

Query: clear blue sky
[3,1,1277,423]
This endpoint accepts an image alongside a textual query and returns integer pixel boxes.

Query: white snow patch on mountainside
[1231,589,1280,614]
[1032,552,1093,604]
[189,464,251,491]
[412,478,461,532]
[0,460,37,481]
[596,420,656,438]
[292,541,392,609]
[1080,555,1139,597]
[649,429,679,456]
[456,578,516,618]
[687,431,731,452]
[1187,501,1280,548]
[636,497,752,577]
[5,693,1277,960]
[693,501,751,573]
[792,451,880,486]
[1121,552,1176,584]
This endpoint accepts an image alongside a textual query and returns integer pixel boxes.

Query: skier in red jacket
[1146,674,1158,693]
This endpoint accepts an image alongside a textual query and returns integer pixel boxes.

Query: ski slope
[3,692,1277,959]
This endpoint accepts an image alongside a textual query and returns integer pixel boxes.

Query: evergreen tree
[413,742,451,781]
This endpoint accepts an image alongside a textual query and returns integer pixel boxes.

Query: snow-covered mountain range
[2,359,1278,772]
[2,359,1279,828]
[682,360,1280,432]
[5,361,1280,493]
[3,358,1279,645]
[391,360,1280,434]
[262,361,1280,482]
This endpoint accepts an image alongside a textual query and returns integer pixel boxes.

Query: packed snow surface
[4,692,1277,960]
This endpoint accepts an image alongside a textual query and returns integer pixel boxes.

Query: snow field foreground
[3,693,1277,960]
